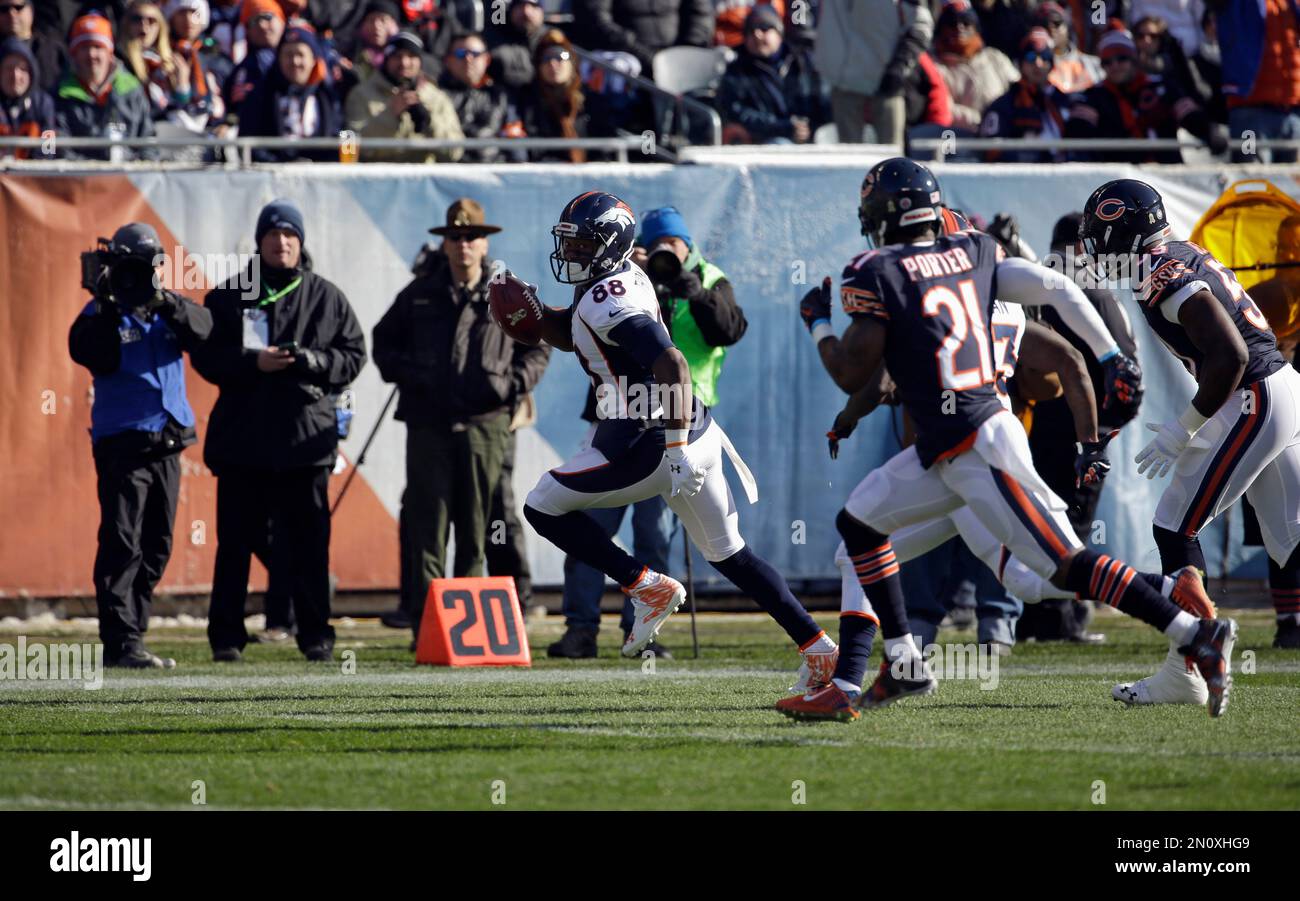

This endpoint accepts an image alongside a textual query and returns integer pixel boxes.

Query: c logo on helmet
[1096,198,1127,221]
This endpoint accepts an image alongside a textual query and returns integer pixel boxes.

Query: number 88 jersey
[842,229,1007,468]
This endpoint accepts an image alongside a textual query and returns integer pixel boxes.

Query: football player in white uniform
[520,191,838,677]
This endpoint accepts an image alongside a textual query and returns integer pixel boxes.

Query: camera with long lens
[645,245,683,286]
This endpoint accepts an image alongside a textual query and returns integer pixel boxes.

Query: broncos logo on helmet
[550,191,638,284]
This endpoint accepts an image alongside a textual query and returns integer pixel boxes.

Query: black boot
[548,627,598,659]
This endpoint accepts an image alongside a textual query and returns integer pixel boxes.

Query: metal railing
[910,136,1300,161]
[0,134,648,166]
[571,45,723,150]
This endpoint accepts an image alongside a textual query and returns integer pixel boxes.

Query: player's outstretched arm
[996,256,1119,359]
[1018,320,1098,443]
[538,305,576,352]
[1178,290,1248,419]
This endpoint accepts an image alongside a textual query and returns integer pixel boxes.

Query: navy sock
[1153,525,1206,574]
[524,505,644,588]
[1063,549,1180,630]
[710,546,821,646]
[1268,544,1300,622]
[832,613,878,689]
[836,509,909,639]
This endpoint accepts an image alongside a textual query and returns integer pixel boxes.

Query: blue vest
[82,301,196,442]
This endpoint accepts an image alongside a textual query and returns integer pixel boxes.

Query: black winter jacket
[573,0,715,74]
[715,45,830,142]
[192,265,367,473]
[373,255,551,428]
[437,72,517,162]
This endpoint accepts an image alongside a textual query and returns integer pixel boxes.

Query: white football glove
[1134,420,1192,480]
[664,444,706,498]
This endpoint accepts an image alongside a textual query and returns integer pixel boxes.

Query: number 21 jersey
[841,230,1006,467]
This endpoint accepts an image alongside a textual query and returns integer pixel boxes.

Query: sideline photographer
[551,206,747,659]
[69,223,213,669]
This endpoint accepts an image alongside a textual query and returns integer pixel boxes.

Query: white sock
[832,677,862,694]
[1164,611,1199,646]
[1159,575,1175,598]
[1003,558,1072,603]
[803,632,836,655]
[884,635,920,662]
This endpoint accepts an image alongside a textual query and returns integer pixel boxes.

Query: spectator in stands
[1133,14,1201,98]
[224,0,283,123]
[0,36,55,158]
[439,31,519,163]
[934,0,1019,135]
[815,0,932,144]
[345,30,463,162]
[980,28,1073,162]
[344,0,400,87]
[550,206,746,659]
[715,5,828,144]
[194,198,367,664]
[484,0,547,89]
[714,0,783,48]
[573,0,715,76]
[372,199,550,641]
[1187,7,1223,123]
[1064,28,1224,162]
[239,23,343,161]
[902,50,952,149]
[1035,1,1100,93]
[1214,0,1300,164]
[120,1,178,117]
[207,0,245,65]
[0,0,62,93]
[515,28,603,162]
[972,0,1035,59]
[56,13,158,160]
[1130,0,1204,55]
[160,0,227,131]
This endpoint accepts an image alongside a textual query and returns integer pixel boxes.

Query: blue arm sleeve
[607,314,674,370]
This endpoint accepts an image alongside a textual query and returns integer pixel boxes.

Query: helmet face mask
[549,192,637,285]
[1078,178,1169,278]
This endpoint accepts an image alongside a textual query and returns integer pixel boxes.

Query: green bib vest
[668,254,728,407]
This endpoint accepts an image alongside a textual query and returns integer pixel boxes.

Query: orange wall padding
[0,173,398,597]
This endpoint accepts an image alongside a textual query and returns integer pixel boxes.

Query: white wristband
[810,320,835,344]
[1178,405,1209,434]
[665,428,688,449]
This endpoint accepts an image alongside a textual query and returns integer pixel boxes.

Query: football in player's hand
[488,272,545,346]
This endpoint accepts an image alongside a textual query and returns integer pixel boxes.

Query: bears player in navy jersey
[517,191,838,678]
[1080,179,1300,705]
[777,158,1235,720]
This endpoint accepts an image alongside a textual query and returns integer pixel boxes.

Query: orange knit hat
[68,14,115,53]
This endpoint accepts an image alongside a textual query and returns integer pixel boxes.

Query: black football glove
[1101,352,1143,427]
[669,268,703,300]
[827,408,859,460]
[1075,430,1119,488]
[799,276,832,334]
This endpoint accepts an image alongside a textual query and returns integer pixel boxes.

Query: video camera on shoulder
[81,223,165,308]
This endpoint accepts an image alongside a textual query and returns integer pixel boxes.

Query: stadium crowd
[0,0,1295,163]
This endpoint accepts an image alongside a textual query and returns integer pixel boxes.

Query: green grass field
[1,608,1297,810]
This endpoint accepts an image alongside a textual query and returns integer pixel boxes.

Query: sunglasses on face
[128,13,161,24]
[452,47,486,59]
[540,48,571,63]
[1135,31,1159,40]
[1102,54,1134,66]
[1023,49,1054,64]
[0,2,29,12]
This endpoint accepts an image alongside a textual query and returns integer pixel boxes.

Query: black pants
[208,465,334,653]
[485,431,533,608]
[92,442,180,658]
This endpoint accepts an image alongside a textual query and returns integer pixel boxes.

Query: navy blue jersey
[842,231,1007,467]
[1136,241,1285,387]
